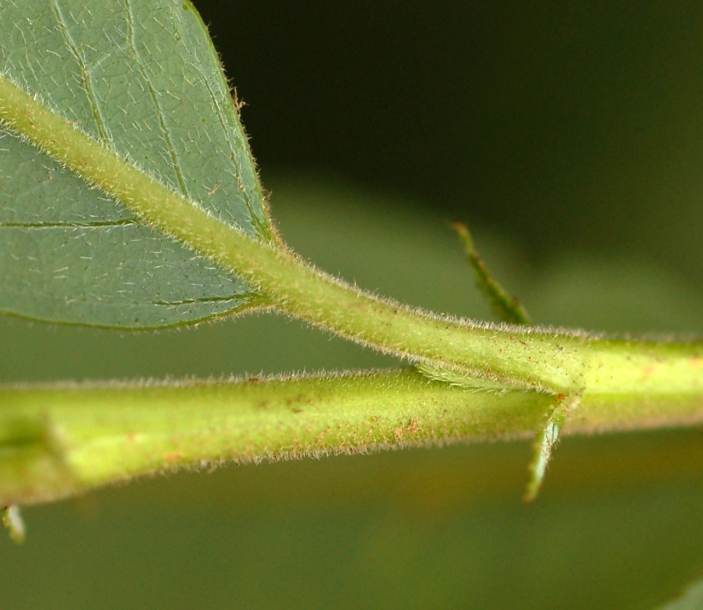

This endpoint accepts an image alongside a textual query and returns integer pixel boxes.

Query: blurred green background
[3,1,703,608]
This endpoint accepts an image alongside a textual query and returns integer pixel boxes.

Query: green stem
[2,369,703,506]
[2,73,703,508]
[2,73,702,400]
[0,370,547,505]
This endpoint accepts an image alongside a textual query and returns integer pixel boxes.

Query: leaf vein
[49,0,111,143]
[193,66,258,228]
[151,294,244,306]
[124,0,190,199]
[0,219,138,229]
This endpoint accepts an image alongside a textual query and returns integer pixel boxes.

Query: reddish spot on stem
[641,366,655,378]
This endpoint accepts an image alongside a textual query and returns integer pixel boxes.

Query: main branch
[3,369,703,506]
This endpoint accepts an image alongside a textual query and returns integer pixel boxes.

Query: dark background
[4,2,703,608]
[194,0,703,284]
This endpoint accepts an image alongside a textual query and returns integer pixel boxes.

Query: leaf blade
[0,0,273,328]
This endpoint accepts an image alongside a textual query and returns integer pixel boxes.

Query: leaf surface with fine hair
[0,0,274,328]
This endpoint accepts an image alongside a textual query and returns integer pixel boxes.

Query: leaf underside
[0,0,272,328]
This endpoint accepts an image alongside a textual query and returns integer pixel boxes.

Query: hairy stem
[2,369,703,506]
[0,370,547,505]
[1,73,702,401]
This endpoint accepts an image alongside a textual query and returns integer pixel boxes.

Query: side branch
[3,74,703,398]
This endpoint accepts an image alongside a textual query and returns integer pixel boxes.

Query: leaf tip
[452,218,532,326]
[524,399,569,502]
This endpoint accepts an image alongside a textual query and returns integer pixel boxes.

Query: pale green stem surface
[0,370,547,505]
[2,369,703,506]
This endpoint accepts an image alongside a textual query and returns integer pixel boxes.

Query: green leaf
[0,0,273,328]
[452,220,532,326]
